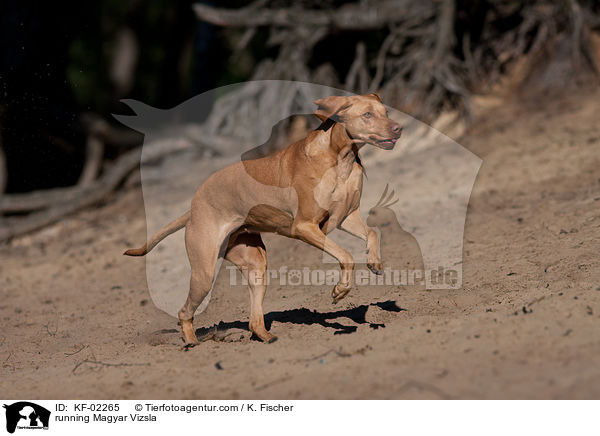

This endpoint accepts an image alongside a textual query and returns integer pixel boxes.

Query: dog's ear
[314,96,352,123]
[367,93,382,102]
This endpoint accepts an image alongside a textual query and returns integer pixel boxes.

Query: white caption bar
[0,400,596,435]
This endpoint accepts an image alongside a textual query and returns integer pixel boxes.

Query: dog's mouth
[371,137,398,149]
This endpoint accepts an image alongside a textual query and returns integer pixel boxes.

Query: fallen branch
[193,0,418,30]
[80,113,142,150]
[0,138,191,242]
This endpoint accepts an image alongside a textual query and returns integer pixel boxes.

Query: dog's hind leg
[225,232,276,343]
[178,217,239,346]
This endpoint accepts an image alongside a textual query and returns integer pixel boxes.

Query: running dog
[124,93,402,346]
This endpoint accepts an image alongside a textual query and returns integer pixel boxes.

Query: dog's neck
[317,119,363,166]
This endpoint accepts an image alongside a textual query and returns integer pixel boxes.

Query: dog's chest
[314,153,362,228]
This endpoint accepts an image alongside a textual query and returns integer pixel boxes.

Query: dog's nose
[391,123,402,136]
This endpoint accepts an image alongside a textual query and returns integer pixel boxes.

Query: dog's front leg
[291,222,355,303]
[338,209,383,275]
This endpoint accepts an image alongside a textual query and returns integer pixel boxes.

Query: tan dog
[125,93,402,346]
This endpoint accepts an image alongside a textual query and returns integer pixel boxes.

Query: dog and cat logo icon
[3,402,50,433]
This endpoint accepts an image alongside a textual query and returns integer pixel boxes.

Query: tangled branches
[195,0,600,124]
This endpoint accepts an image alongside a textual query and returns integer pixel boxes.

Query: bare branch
[193,1,419,30]
[345,41,369,93]
[77,135,105,186]
[0,136,6,196]
[370,29,399,91]
[567,0,584,69]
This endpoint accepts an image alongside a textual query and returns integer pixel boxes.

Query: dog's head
[314,93,402,149]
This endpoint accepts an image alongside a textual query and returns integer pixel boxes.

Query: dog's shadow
[190,300,405,338]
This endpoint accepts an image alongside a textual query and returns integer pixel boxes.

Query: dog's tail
[123,211,191,256]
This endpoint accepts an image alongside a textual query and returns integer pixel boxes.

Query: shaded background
[0,0,599,236]
[0,0,225,193]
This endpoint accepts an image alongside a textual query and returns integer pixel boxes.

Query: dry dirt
[1,86,599,399]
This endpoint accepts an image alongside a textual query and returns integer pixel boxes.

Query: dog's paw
[332,284,352,303]
[367,262,384,275]
[250,329,278,343]
[181,338,200,350]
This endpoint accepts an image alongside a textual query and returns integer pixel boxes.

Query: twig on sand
[3,352,15,371]
[72,358,150,373]
[395,380,455,399]
[255,376,291,392]
[64,345,88,356]
[43,316,58,336]
[296,348,352,363]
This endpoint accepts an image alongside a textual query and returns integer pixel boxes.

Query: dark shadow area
[191,300,405,338]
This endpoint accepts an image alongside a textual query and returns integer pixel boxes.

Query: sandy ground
[1,86,599,399]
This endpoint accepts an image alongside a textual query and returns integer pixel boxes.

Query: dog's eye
[362,112,372,119]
